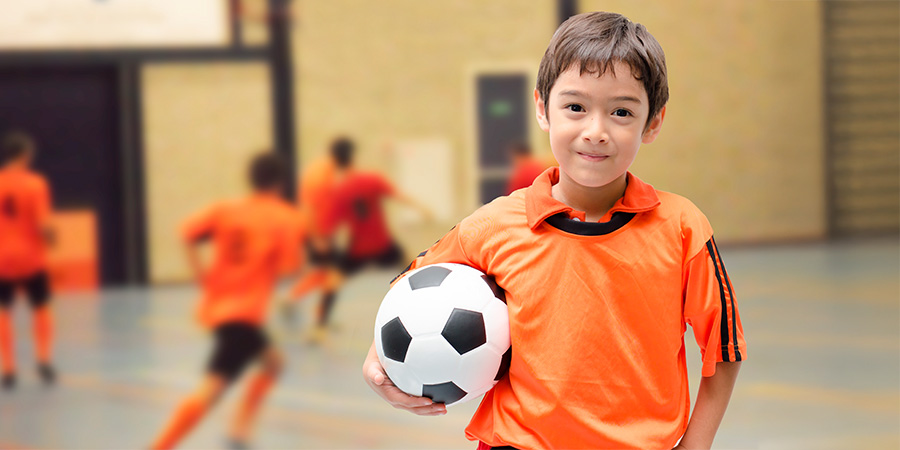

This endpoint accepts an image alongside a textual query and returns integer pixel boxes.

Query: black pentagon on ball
[481,275,507,304]
[422,381,467,405]
[495,347,512,381]
[381,317,412,362]
[408,266,452,290]
[441,308,486,355]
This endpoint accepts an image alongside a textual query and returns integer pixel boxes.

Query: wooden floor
[0,238,897,449]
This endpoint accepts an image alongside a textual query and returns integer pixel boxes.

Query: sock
[229,372,277,442]
[150,395,209,450]
[0,310,15,375]
[33,307,54,365]
[288,269,327,301]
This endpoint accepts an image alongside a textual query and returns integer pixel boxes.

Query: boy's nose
[582,117,608,144]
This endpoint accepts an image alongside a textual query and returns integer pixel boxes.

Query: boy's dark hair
[249,152,288,191]
[536,11,669,129]
[330,137,355,169]
[507,140,532,157]
[0,130,36,166]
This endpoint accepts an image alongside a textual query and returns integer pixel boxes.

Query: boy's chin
[562,169,624,190]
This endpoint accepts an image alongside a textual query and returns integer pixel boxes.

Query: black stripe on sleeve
[706,239,732,362]
[390,250,429,285]
[712,238,741,361]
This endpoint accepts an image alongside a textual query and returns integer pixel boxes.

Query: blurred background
[0,0,897,449]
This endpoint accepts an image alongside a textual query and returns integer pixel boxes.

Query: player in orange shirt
[364,12,745,450]
[504,141,549,195]
[150,153,304,450]
[0,131,56,390]
[280,139,342,327]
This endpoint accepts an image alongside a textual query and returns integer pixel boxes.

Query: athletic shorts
[206,322,270,382]
[339,242,403,276]
[0,271,51,309]
[305,237,337,266]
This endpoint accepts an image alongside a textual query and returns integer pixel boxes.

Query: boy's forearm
[677,361,741,450]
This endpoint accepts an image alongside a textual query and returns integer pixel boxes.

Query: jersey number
[2,196,16,219]
[226,231,248,265]
[353,199,370,220]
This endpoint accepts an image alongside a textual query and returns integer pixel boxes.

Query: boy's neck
[551,171,627,222]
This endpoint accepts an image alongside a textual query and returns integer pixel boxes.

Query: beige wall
[580,0,826,241]
[143,62,272,282]
[141,1,826,281]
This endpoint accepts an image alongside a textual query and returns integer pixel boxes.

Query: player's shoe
[225,438,250,450]
[280,299,300,327]
[37,363,56,386]
[1,372,15,390]
[306,324,329,346]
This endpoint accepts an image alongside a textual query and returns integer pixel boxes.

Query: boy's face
[535,62,664,191]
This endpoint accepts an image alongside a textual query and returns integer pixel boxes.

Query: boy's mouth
[576,151,609,162]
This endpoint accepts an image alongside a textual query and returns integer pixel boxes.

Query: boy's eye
[613,109,631,117]
[566,104,584,113]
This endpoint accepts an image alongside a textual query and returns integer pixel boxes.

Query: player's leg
[150,374,228,450]
[150,323,261,449]
[227,344,282,447]
[0,280,16,389]
[281,238,331,326]
[25,271,55,384]
[317,265,348,327]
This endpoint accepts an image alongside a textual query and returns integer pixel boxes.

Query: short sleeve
[683,236,746,377]
[376,174,395,197]
[181,204,221,243]
[34,178,52,225]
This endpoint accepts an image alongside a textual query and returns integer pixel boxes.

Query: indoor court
[0,1,897,449]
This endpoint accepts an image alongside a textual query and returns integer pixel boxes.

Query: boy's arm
[184,240,207,284]
[674,361,741,450]
[180,205,220,284]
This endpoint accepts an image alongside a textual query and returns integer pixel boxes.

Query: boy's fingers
[385,388,434,407]
[367,366,385,385]
[406,403,447,416]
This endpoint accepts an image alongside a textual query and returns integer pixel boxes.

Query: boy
[0,131,56,390]
[150,153,304,450]
[363,12,745,450]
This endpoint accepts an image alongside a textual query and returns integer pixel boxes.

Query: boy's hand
[363,343,447,416]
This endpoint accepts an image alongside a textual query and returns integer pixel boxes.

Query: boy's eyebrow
[557,91,643,104]
[611,95,642,104]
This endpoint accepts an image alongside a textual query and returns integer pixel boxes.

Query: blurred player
[280,139,342,326]
[0,131,56,390]
[285,138,431,338]
[150,153,304,450]
[505,140,548,195]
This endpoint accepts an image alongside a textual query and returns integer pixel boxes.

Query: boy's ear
[641,106,666,144]
[534,89,550,132]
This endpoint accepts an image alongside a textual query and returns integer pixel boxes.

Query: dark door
[0,66,127,284]
[477,74,529,204]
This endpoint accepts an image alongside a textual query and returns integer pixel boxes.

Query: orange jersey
[400,167,746,449]
[298,157,338,237]
[0,167,52,279]
[182,194,305,328]
[323,170,395,258]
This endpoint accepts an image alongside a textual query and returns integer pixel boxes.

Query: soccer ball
[374,263,511,406]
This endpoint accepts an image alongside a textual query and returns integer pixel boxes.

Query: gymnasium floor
[0,238,897,450]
